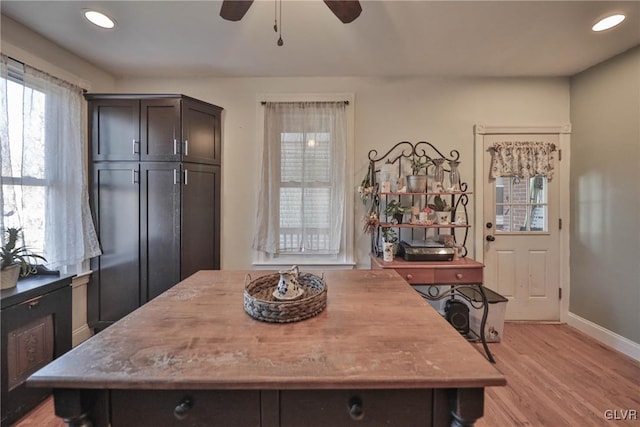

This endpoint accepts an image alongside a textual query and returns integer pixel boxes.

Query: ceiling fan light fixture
[592,14,625,32]
[83,9,116,29]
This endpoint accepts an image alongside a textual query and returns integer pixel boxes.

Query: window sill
[252,261,356,270]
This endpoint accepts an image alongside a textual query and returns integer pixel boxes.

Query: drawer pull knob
[455,273,463,279]
[174,397,193,420]
[348,396,364,420]
[406,274,414,280]
[28,300,41,309]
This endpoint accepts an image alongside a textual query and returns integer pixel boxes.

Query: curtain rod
[261,100,349,105]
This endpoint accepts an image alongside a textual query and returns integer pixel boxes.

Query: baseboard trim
[72,324,92,347]
[568,312,640,362]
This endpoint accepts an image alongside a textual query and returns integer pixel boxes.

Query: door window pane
[495,176,547,232]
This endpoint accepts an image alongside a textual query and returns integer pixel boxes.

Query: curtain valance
[490,141,557,179]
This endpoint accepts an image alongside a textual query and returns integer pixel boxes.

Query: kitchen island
[27,269,505,426]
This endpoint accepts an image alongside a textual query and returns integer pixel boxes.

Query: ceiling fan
[220,0,362,24]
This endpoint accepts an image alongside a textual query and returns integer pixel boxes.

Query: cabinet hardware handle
[455,273,463,279]
[173,139,178,155]
[173,397,193,421]
[406,274,414,280]
[184,139,189,156]
[132,170,139,184]
[348,396,364,420]
[132,139,139,155]
[173,169,178,185]
[183,169,188,186]
[28,300,41,309]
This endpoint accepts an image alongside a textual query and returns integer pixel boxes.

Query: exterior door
[481,133,563,321]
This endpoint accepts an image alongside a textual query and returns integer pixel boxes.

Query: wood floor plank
[12,323,640,426]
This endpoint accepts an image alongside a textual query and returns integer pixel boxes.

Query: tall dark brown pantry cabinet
[86,94,222,331]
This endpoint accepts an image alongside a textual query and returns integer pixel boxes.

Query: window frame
[252,93,355,269]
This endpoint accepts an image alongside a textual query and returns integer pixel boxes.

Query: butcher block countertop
[28,269,505,391]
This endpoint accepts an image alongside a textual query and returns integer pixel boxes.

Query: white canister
[383,242,394,262]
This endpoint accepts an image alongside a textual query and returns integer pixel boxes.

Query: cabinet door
[140,98,181,162]
[89,99,140,161]
[181,164,220,279]
[89,163,141,329]
[1,285,71,427]
[140,163,181,301]
[181,98,221,165]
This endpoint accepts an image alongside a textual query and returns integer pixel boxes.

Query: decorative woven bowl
[244,272,327,323]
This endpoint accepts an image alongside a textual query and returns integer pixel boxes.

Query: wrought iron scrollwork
[366,141,471,257]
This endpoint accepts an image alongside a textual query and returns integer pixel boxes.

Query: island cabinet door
[110,390,260,426]
[278,389,433,427]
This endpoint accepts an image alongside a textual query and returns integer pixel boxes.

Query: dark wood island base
[52,387,484,427]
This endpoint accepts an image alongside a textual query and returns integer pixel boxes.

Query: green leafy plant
[1,227,47,276]
[410,155,428,175]
[427,195,451,212]
[381,227,398,243]
[383,200,409,217]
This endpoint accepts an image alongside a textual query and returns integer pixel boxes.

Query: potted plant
[381,227,398,262]
[427,195,452,224]
[406,155,428,193]
[383,200,409,224]
[1,227,47,289]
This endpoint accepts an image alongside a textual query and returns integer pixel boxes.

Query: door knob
[486,222,493,229]
[486,235,495,242]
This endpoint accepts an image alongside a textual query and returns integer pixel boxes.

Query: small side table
[1,274,73,427]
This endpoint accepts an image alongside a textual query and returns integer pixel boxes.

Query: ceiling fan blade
[220,0,255,21]
[323,0,362,23]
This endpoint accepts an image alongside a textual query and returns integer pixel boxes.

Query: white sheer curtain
[253,101,346,255]
[0,55,101,270]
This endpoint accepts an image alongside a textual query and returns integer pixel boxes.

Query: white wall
[115,75,570,268]
[1,15,116,92]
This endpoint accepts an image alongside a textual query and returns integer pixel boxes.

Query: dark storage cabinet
[86,94,222,330]
[1,275,72,427]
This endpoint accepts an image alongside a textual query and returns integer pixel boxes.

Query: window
[253,95,354,266]
[1,55,101,271]
[495,176,547,232]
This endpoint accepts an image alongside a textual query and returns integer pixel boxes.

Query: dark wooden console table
[28,270,504,427]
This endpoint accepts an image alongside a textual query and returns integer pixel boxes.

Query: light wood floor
[11,323,640,426]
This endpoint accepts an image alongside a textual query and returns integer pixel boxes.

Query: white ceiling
[2,1,640,79]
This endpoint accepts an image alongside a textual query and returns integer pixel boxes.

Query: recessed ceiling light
[83,9,116,29]
[592,14,625,32]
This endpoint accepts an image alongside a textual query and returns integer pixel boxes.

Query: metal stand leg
[476,286,496,364]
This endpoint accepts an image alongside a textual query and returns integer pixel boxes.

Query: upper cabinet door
[89,99,140,161]
[140,98,181,162]
[181,98,222,165]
